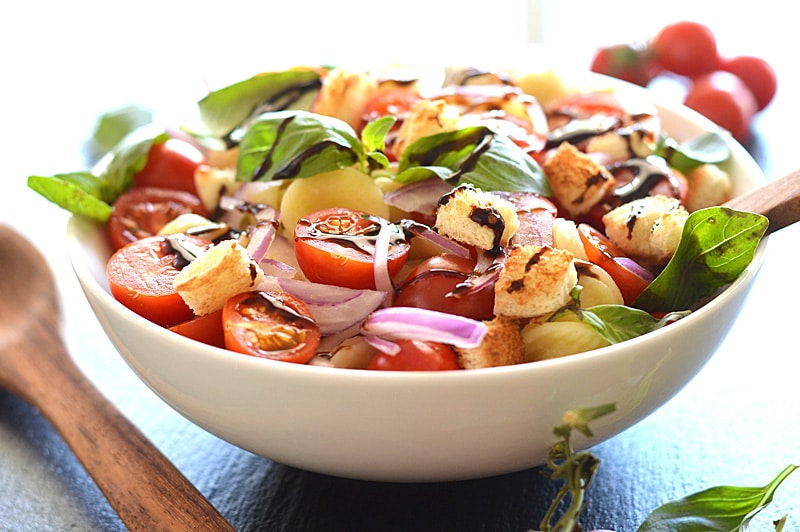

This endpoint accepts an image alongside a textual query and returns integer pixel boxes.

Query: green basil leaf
[198,70,322,139]
[572,305,690,344]
[91,103,155,153]
[27,173,113,222]
[634,207,768,313]
[396,126,551,195]
[100,133,167,201]
[637,464,799,532]
[236,110,363,182]
[658,131,731,173]
[361,116,396,153]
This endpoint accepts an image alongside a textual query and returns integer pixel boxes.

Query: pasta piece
[575,260,624,307]
[521,318,609,362]
[552,218,588,260]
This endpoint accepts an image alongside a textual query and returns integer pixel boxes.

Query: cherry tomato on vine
[394,254,495,321]
[590,43,660,87]
[133,138,205,195]
[107,234,211,327]
[107,186,208,251]
[683,71,757,143]
[720,55,777,111]
[367,339,460,371]
[577,224,650,305]
[652,21,719,77]
[294,208,411,290]
[222,290,321,364]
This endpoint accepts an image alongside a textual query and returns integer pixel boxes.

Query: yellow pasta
[521,318,610,362]
[552,218,588,260]
[576,262,624,307]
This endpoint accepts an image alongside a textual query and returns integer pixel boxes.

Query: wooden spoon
[0,225,235,532]
[724,168,800,234]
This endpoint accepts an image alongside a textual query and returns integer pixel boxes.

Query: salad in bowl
[31,64,769,480]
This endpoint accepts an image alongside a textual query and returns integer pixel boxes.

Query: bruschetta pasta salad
[30,65,768,371]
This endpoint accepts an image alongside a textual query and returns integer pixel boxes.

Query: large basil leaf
[637,464,799,532]
[236,110,364,182]
[635,207,768,312]
[573,305,690,344]
[395,126,551,195]
[198,70,322,140]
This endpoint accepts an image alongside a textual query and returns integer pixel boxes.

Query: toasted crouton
[602,195,689,267]
[494,245,577,318]
[684,164,733,212]
[543,142,616,216]
[435,184,520,252]
[312,69,377,130]
[174,239,265,316]
[455,315,525,369]
[393,99,461,158]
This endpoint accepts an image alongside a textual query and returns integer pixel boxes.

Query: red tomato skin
[590,43,661,87]
[107,186,208,251]
[720,55,777,111]
[394,255,495,321]
[294,208,410,290]
[653,21,718,77]
[170,310,225,348]
[683,71,757,143]
[222,291,321,364]
[107,235,210,327]
[577,224,650,306]
[133,138,205,195]
[368,340,460,371]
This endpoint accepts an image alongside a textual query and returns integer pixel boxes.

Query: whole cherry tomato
[683,71,757,143]
[720,55,777,111]
[394,254,495,321]
[294,208,411,290]
[222,290,321,364]
[107,186,208,251]
[590,43,661,87]
[367,339,460,371]
[652,21,719,77]
[133,138,205,195]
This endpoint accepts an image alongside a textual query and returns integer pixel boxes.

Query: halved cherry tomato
[170,310,225,348]
[294,208,411,290]
[133,138,205,195]
[108,186,208,251]
[107,234,211,327]
[577,223,650,305]
[222,290,321,364]
[360,87,423,160]
[367,339,460,371]
[394,254,495,321]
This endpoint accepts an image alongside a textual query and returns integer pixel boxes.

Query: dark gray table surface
[2,18,800,531]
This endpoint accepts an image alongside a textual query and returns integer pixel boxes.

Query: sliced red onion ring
[363,335,401,356]
[361,307,488,348]
[276,278,386,335]
[402,220,470,258]
[246,220,278,263]
[614,257,654,282]
[372,218,394,299]
[259,258,295,278]
[383,177,453,216]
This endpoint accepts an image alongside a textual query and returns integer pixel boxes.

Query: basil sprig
[539,406,798,532]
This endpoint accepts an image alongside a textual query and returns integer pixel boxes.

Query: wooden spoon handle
[17,321,235,531]
[724,169,800,234]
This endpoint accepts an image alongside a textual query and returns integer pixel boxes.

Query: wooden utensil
[724,168,800,234]
[0,225,235,532]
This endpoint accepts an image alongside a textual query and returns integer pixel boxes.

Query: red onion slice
[361,307,488,348]
[614,257,654,282]
[246,220,278,263]
[383,177,453,216]
[372,218,395,299]
[363,335,401,356]
[402,220,470,259]
[276,278,387,335]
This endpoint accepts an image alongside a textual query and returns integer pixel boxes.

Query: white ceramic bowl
[66,81,767,482]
